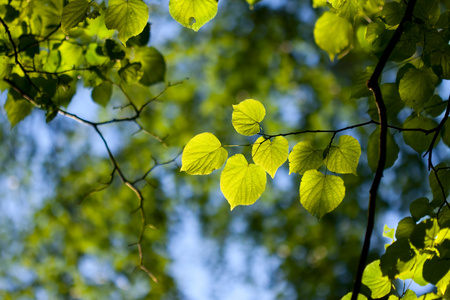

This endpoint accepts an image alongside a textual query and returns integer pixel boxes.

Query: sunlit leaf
[105,0,149,44]
[340,293,368,300]
[380,239,416,279]
[181,132,228,175]
[324,135,361,175]
[232,99,265,136]
[220,154,266,210]
[252,136,289,178]
[314,11,352,61]
[362,260,392,299]
[300,170,345,219]
[169,0,218,31]
[288,140,322,175]
[61,0,90,34]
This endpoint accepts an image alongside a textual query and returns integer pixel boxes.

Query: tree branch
[351,0,417,298]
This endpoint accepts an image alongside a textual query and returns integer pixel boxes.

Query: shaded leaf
[402,115,439,153]
[429,163,450,203]
[367,128,399,172]
[395,217,416,240]
[91,82,112,107]
[410,197,433,222]
[220,154,266,210]
[252,136,289,178]
[340,293,368,300]
[300,170,345,219]
[134,47,166,86]
[181,132,228,175]
[399,67,438,112]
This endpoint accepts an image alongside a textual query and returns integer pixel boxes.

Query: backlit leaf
[314,11,352,61]
[252,136,289,178]
[409,197,433,222]
[169,0,218,31]
[61,0,90,34]
[4,95,33,128]
[300,170,345,219]
[220,154,266,210]
[181,132,228,175]
[105,0,149,44]
[362,260,392,299]
[324,135,361,175]
[399,67,438,112]
[340,293,368,300]
[232,99,265,136]
[289,140,323,175]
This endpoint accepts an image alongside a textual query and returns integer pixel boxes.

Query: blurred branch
[1,15,180,282]
[351,0,417,299]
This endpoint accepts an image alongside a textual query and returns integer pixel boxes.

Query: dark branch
[351,0,418,299]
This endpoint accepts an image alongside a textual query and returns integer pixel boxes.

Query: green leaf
[429,163,450,203]
[169,0,218,31]
[252,136,289,178]
[231,99,266,136]
[314,12,353,61]
[91,82,112,107]
[134,47,166,86]
[381,2,405,26]
[220,154,267,210]
[410,218,439,250]
[181,132,228,175]
[361,260,392,299]
[443,121,450,148]
[4,94,33,128]
[299,170,345,219]
[423,256,450,295]
[430,46,450,80]
[61,0,90,34]
[288,140,323,175]
[401,289,417,300]
[417,293,441,300]
[324,135,361,175]
[399,67,438,112]
[414,0,440,26]
[410,197,433,222]
[340,293,368,300]
[105,0,149,44]
[383,224,395,241]
[119,61,143,83]
[367,128,399,172]
[380,239,416,279]
[367,83,404,121]
[351,66,375,99]
[126,22,151,47]
[402,115,439,153]
[330,0,364,23]
[395,217,416,240]
[423,95,446,117]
